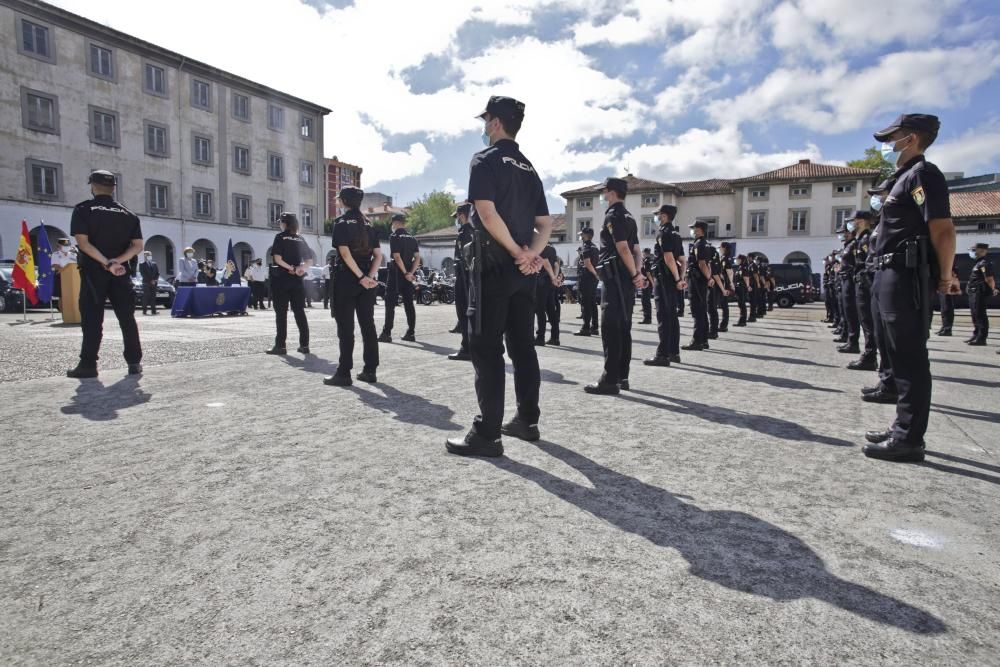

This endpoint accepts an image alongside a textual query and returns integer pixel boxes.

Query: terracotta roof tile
[560,175,678,197]
[950,191,1000,219]
[729,160,879,185]
[673,178,733,195]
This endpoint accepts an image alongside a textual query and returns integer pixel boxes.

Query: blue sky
[54,0,1000,213]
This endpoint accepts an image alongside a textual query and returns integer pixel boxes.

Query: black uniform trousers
[874,268,931,444]
[736,284,748,324]
[640,284,652,321]
[872,283,895,393]
[249,282,265,309]
[383,269,416,335]
[535,282,560,340]
[840,276,859,344]
[455,265,470,353]
[654,278,680,358]
[855,273,876,361]
[78,268,142,366]
[323,279,332,309]
[142,281,157,314]
[938,292,954,331]
[708,285,719,334]
[689,277,709,343]
[969,287,989,341]
[469,265,540,439]
[754,283,767,318]
[600,269,635,385]
[334,275,378,373]
[271,274,309,349]
[718,286,730,329]
[578,274,599,332]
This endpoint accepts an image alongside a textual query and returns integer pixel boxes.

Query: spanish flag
[13,220,38,305]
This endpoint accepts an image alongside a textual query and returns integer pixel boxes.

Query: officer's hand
[360,276,377,289]
[937,278,954,295]
[678,280,687,290]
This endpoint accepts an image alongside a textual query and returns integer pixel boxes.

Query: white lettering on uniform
[502,157,534,172]
[91,205,127,214]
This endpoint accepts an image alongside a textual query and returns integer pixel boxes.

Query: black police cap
[603,177,628,195]
[88,169,116,186]
[847,210,873,221]
[973,242,989,250]
[867,179,891,196]
[690,221,708,232]
[391,213,407,223]
[873,113,941,142]
[720,241,731,248]
[452,202,472,217]
[475,96,526,122]
[658,204,677,218]
[339,186,364,200]
[279,212,298,224]
[580,226,594,236]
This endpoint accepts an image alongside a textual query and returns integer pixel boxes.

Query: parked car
[768,263,812,308]
[0,267,26,312]
[130,275,176,307]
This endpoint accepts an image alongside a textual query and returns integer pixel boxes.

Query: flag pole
[22,290,27,322]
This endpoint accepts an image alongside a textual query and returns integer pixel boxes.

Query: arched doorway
[784,251,810,267]
[192,238,216,263]
[233,241,254,273]
[28,224,68,258]
[145,235,175,276]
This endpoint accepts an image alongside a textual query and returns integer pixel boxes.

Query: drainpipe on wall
[177,57,187,252]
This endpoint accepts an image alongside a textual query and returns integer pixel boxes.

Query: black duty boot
[323,373,352,387]
[847,357,877,371]
[378,332,392,343]
[67,364,98,379]
[534,336,546,347]
[446,431,504,457]
[127,363,143,375]
[643,357,671,367]
[357,369,377,383]
[265,346,287,355]
[584,381,620,395]
[863,438,925,462]
[401,331,416,342]
[865,429,893,444]
[501,417,540,442]
[448,350,471,361]
[573,328,592,337]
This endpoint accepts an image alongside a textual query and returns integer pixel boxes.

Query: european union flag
[222,239,241,286]
[35,224,54,303]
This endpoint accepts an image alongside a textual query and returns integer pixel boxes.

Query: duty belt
[876,252,905,270]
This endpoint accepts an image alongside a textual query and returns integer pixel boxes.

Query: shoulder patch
[911,185,925,206]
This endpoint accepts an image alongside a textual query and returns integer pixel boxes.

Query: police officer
[683,221,713,350]
[861,181,899,403]
[835,224,860,353]
[936,269,958,336]
[177,246,198,286]
[966,243,997,345]
[745,255,759,324]
[67,170,144,378]
[645,204,685,366]
[733,254,750,327]
[139,250,159,315]
[535,242,562,346]
[752,255,767,320]
[448,202,474,360]
[324,187,382,386]
[862,113,958,462]
[585,177,643,394]
[639,248,654,324]
[573,227,600,336]
[379,213,420,343]
[266,212,314,356]
[446,96,552,457]
[847,211,877,370]
[718,241,735,332]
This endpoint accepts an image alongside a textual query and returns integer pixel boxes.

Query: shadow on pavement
[60,375,151,422]
[348,383,463,431]
[931,404,1000,424]
[921,452,1000,486]
[929,358,1000,369]
[679,363,843,394]
[933,375,1000,389]
[622,389,853,447]
[716,338,805,350]
[487,440,946,634]
[709,349,837,368]
[279,354,339,376]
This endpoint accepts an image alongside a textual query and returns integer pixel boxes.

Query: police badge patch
[911,185,925,206]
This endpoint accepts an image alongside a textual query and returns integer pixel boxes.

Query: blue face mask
[969,251,978,259]
[846,221,857,233]
[870,195,883,211]
[881,134,912,166]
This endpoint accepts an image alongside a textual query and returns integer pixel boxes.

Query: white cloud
[442,177,467,200]
[652,67,730,120]
[550,179,599,199]
[929,121,1000,174]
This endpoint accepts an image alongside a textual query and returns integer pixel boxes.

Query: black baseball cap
[873,113,941,142]
[973,242,989,250]
[720,241,731,249]
[603,177,628,196]
[658,204,677,218]
[847,210,873,221]
[475,96,526,122]
[690,221,708,232]
[867,179,891,196]
[452,202,471,217]
[580,227,594,236]
[88,169,116,186]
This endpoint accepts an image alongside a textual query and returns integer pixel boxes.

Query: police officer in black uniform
[733,254,750,326]
[639,248,654,324]
[67,170,144,378]
[448,202,474,360]
[718,241,734,332]
[745,256,759,324]
[835,224,860,353]
[936,268,958,336]
[534,242,562,345]
[266,212,314,356]
[847,211,877,370]
[966,243,997,345]
[585,177,644,394]
[645,204,685,366]
[325,186,383,387]
[379,213,420,343]
[446,96,552,457]
[861,181,900,404]
[573,227,600,336]
[683,221,712,350]
[862,113,958,462]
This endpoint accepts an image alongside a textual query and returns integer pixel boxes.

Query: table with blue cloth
[170,286,251,317]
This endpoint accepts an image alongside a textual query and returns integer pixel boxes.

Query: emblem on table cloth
[216,292,226,306]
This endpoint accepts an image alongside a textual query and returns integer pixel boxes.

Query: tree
[848,146,895,181]
[406,190,458,236]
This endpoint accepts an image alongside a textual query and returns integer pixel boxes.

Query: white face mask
[969,251,978,259]
[846,221,857,233]
[185,252,193,259]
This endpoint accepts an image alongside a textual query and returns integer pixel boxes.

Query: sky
[52,0,1000,213]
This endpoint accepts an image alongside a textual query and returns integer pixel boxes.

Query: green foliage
[406,190,458,236]
[848,146,895,181]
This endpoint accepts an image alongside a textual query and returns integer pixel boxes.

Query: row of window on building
[574,182,856,212]
[16,16,316,137]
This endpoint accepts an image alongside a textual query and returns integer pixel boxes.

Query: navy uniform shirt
[539,245,558,284]
[598,202,637,275]
[968,257,995,290]
[271,231,315,271]
[69,195,142,273]
[687,237,712,281]
[875,155,950,255]
[734,262,748,288]
[641,254,655,277]
[708,247,722,281]
[720,255,734,289]
[840,239,857,279]
[654,223,684,282]
[853,229,874,276]
[467,138,548,249]
[332,209,379,274]
[454,223,474,268]
[579,240,599,280]
[389,227,419,274]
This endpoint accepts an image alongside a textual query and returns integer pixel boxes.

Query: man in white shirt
[247,258,268,310]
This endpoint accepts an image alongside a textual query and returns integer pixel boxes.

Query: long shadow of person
[279,354,339,376]
[502,363,578,386]
[931,403,1000,424]
[932,375,1000,389]
[709,349,837,368]
[60,375,152,422]
[348,383,463,431]
[679,363,843,394]
[486,441,946,634]
[622,388,854,447]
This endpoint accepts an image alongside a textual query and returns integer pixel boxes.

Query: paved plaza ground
[1,300,998,665]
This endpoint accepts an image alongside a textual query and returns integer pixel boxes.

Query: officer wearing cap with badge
[534,242,562,346]
[573,227,600,336]
[834,221,860,353]
[860,180,899,403]
[448,202,474,360]
[683,220,713,350]
[862,113,958,462]
[639,248,654,324]
[380,213,420,343]
[446,95,552,458]
[266,212,314,356]
[845,210,877,370]
[67,170,144,378]
[645,204,685,366]
[965,242,997,345]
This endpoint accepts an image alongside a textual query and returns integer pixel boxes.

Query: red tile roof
[674,178,734,195]
[729,160,880,185]
[560,175,678,197]
[951,191,1000,219]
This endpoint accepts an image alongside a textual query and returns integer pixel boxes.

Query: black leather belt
[876,252,905,270]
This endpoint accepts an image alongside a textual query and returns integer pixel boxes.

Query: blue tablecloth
[171,286,251,317]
